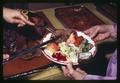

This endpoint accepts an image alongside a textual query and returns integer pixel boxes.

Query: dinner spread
[43,31,96,64]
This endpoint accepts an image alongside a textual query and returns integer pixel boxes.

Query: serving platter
[3,11,56,79]
[55,5,104,31]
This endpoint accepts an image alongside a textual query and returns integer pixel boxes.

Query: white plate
[42,31,96,65]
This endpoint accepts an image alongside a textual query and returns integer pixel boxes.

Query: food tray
[55,5,105,31]
[3,11,56,79]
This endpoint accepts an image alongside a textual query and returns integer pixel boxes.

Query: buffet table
[3,3,116,80]
[28,3,115,80]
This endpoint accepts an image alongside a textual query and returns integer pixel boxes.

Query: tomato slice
[52,52,67,61]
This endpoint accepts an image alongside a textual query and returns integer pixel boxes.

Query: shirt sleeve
[84,74,116,80]
[84,50,117,80]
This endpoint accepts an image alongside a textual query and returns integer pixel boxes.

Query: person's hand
[61,63,87,80]
[84,25,117,42]
[3,54,9,61]
[3,7,35,27]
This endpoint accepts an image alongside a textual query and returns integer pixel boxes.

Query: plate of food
[42,29,96,65]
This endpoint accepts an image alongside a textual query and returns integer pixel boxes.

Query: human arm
[84,24,117,42]
[3,7,35,27]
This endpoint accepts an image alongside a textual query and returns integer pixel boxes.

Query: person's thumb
[90,27,99,38]
[66,63,74,74]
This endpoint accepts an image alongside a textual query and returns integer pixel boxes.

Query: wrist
[82,72,87,80]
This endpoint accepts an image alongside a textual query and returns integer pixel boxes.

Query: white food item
[42,33,52,43]
[79,52,91,59]
[42,33,52,47]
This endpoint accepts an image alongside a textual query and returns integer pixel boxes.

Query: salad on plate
[42,30,96,65]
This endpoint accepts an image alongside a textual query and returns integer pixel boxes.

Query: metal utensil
[39,21,57,36]
[20,9,29,20]
[2,34,61,64]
